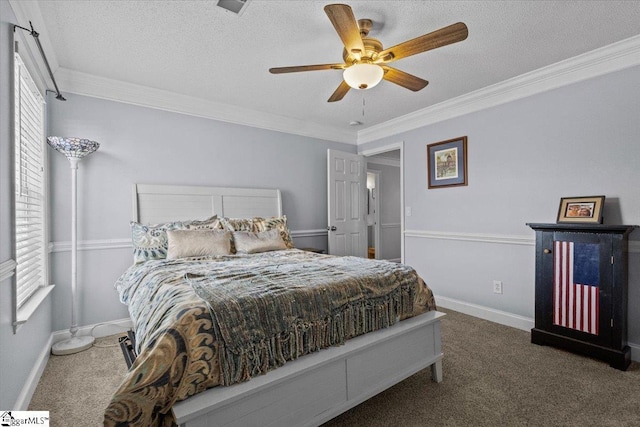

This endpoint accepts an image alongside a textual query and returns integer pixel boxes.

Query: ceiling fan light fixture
[343,63,383,90]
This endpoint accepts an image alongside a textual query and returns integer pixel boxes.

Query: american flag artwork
[553,241,600,335]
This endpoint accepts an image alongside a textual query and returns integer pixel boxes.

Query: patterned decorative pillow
[219,217,260,232]
[219,217,261,253]
[130,220,186,263]
[254,215,295,249]
[166,229,231,259]
[185,216,222,230]
[232,229,288,254]
[130,215,219,263]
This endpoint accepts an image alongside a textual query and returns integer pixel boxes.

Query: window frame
[12,42,53,333]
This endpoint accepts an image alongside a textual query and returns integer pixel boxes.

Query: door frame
[359,141,404,263]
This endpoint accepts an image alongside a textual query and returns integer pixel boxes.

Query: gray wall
[0,0,54,409]
[47,93,355,331]
[360,64,640,351]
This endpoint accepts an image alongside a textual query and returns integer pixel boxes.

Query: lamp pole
[69,157,79,339]
[48,137,99,356]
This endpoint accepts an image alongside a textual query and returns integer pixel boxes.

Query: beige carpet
[29,309,640,426]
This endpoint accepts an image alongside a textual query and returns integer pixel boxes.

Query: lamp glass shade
[343,64,384,90]
[47,136,100,160]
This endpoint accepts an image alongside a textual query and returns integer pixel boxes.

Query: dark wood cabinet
[527,223,636,370]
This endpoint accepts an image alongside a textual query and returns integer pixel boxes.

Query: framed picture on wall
[427,136,468,189]
[557,195,605,224]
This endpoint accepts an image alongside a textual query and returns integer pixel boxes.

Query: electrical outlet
[493,280,503,294]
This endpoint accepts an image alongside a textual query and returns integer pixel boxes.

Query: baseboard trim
[52,317,133,342]
[435,295,534,331]
[13,334,53,410]
[436,295,639,362]
[18,318,133,410]
[19,302,638,410]
[630,342,640,363]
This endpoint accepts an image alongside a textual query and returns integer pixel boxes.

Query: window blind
[14,52,47,309]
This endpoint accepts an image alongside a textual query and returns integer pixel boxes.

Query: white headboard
[133,184,283,224]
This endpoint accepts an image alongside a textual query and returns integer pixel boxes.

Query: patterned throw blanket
[107,250,435,427]
[186,251,419,385]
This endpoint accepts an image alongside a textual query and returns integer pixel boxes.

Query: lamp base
[51,335,95,356]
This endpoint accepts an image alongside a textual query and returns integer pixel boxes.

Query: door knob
[543,248,552,254]
[327,226,337,231]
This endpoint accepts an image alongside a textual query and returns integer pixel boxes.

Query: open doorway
[366,171,380,259]
[361,144,403,262]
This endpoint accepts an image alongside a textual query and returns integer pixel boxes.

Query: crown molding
[357,34,640,144]
[54,67,356,144]
[38,19,640,147]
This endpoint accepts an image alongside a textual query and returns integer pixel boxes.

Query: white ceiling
[16,1,640,143]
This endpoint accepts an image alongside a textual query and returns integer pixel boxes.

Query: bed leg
[431,359,443,383]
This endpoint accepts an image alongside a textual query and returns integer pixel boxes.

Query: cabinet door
[537,231,613,347]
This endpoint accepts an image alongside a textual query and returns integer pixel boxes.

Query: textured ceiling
[27,1,640,139]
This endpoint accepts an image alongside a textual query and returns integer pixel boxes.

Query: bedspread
[104,250,436,427]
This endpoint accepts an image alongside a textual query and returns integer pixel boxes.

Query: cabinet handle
[543,248,552,254]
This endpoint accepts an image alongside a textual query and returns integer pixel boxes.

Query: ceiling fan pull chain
[362,95,365,117]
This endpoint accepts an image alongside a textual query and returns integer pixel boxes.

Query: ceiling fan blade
[269,63,346,74]
[324,4,365,61]
[376,22,468,63]
[328,80,351,102]
[382,66,429,91]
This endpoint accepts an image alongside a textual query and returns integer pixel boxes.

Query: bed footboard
[172,310,444,427]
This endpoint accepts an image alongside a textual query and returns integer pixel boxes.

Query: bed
[105,184,444,427]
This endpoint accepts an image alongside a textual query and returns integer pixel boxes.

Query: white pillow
[166,229,232,259]
[232,229,288,254]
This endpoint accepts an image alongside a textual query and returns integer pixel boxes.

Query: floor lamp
[47,136,100,356]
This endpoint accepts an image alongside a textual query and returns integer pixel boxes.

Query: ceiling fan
[269,3,468,102]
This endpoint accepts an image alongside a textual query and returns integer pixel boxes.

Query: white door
[327,149,367,257]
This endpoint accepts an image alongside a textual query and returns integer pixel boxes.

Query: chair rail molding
[381,222,401,229]
[48,229,329,253]
[45,232,638,253]
[291,229,328,238]
[404,229,534,246]
[49,238,132,253]
[1,259,17,282]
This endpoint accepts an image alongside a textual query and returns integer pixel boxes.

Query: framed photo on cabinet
[556,195,605,224]
[427,136,468,189]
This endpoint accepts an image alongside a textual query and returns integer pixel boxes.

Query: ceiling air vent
[217,0,251,16]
